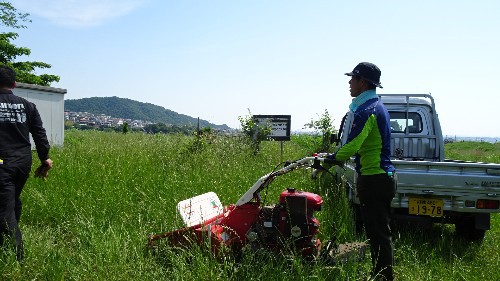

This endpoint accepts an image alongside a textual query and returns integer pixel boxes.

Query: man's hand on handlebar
[324,154,344,167]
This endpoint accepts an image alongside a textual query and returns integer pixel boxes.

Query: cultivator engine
[244,188,322,257]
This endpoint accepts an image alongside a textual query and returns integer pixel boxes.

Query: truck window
[389,112,423,133]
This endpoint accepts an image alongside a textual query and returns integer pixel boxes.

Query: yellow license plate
[408,198,443,217]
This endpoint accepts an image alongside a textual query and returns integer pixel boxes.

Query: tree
[122,122,129,134]
[0,1,60,86]
[0,2,30,28]
[303,109,336,152]
[238,109,272,155]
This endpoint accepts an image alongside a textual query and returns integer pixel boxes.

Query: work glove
[324,154,344,167]
[34,164,51,180]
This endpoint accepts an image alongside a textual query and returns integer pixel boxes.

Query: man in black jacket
[0,65,53,261]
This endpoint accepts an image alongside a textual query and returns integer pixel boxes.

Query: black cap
[345,62,383,88]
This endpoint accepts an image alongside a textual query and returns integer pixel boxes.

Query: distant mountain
[64,96,231,130]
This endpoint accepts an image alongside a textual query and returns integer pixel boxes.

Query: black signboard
[253,115,291,141]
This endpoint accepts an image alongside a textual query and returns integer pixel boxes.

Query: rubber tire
[455,218,486,241]
[352,204,364,236]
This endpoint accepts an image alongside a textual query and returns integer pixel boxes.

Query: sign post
[253,115,291,158]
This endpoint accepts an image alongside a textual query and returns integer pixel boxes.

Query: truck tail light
[476,199,500,209]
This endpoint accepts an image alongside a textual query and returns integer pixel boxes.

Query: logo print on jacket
[0,103,27,123]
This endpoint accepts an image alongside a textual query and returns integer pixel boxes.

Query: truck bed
[391,159,500,213]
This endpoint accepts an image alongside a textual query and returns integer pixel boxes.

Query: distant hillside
[64,96,231,130]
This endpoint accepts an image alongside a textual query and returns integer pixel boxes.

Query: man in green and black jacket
[328,62,396,280]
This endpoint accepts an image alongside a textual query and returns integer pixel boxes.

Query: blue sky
[8,0,500,137]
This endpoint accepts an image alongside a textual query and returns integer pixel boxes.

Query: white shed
[12,82,67,147]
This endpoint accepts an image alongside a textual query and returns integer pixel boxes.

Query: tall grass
[445,141,500,163]
[1,131,498,280]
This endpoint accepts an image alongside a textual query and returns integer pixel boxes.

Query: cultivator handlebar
[235,155,341,206]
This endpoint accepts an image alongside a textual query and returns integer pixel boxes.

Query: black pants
[0,159,30,261]
[357,173,396,281]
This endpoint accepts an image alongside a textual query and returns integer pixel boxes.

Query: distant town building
[64,110,153,129]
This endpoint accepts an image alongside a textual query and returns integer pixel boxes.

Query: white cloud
[11,0,148,28]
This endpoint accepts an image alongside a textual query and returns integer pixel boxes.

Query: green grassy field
[1,131,499,280]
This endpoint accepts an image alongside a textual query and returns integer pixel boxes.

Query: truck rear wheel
[455,218,486,241]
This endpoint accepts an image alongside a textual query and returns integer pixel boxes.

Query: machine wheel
[352,204,364,236]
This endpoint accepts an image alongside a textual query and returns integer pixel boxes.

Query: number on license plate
[408,198,443,217]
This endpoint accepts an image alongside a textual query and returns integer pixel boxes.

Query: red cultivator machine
[147,155,365,263]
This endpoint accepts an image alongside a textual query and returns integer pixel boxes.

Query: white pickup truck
[332,94,500,240]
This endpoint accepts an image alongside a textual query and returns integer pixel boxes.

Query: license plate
[408,198,443,217]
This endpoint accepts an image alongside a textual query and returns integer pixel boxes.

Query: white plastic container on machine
[176,192,223,227]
